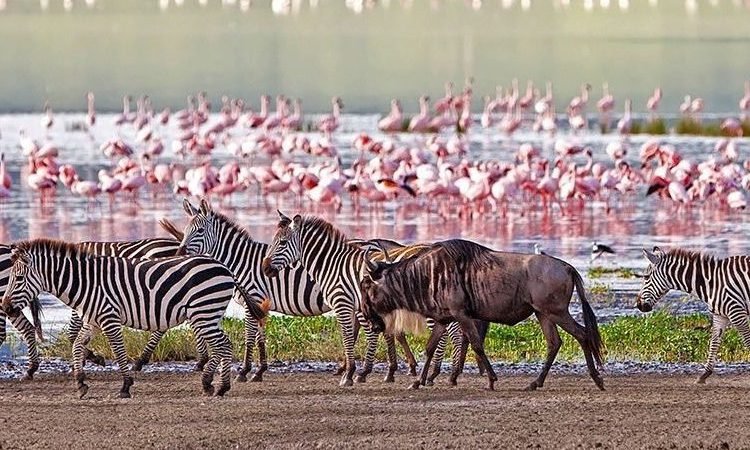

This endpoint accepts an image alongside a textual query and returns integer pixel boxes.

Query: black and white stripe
[1,239,266,398]
[638,246,750,383]
[0,238,181,380]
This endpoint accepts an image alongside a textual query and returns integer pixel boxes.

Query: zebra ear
[277,210,291,227]
[643,248,661,265]
[292,215,302,230]
[10,247,29,265]
[653,246,664,257]
[183,198,199,217]
[199,198,211,216]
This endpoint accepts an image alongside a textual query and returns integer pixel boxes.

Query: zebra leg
[194,324,232,397]
[412,322,447,390]
[68,312,106,367]
[355,317,378,383]
[426,331,449,386]
[250,323,268,383]
[335,318,360,377]
[72,324,94,399]
[236,310,258,382]
[214,331,233,396]
[697,314,729,384]
[395,332,418,376]
[0,310,6,349]
[334,305,358,387]
[132,331,165,372]
[194,334,210,372]
[383,333,398,383]
[8,313,40,380]
[100,318,134,399]
[448,332,470,387]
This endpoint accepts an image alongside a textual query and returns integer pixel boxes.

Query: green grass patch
[588,266,639,279]
[30,312,750,365]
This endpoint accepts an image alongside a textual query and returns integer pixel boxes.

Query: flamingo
[408,96,431,133]
[434,82,454,114]
[377,99,404,133]
[646,87,662,120]
[318,97,343,135]
[596,82,615,130]
[40,101,53,134]
[740,81,750,119]
[0,153,11,191]
[86,92,96,129]
[617,99,632,135]
[282,98,303,130]
[114,95,133,126]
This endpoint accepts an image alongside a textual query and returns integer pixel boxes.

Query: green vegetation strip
[33,313,750,364]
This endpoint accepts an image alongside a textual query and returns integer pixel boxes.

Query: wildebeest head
[636,246,671,312]
[359,247,397,334]
[176,198,216,256]
[262,210,302,278]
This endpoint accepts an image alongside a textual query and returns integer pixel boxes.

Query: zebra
[168,198,430,383]
[0,238,182,380]
[1,238,268,398]
[638,246,750,384]
[262,211,472,386]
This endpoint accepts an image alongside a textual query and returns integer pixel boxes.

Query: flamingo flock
[1,81,749,220]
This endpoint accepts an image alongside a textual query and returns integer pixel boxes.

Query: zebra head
[1,247,44,324]
[177,198,216,256]
[262,210,302,278]
[636,246,672,312]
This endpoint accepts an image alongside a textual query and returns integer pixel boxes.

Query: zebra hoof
[78,384,89,399]
[424,379,434,387]
[339,378,353,387]
[119,391,132,399]
[408,366,418,377]
[132,361,144,372]
[202,381,215,396]
[524,381,539,392]
[408,381,421,390]
[449,378,458,387]
[354,374,367,383]
[235,373,248,383]
[250,373,263,382]
[215,385,230,397]
[21,373,34,382]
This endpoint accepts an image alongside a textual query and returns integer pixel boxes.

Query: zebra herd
[1,198,750,397]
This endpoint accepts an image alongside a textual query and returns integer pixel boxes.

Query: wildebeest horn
[371,240,391,263]
[363,247,378,273]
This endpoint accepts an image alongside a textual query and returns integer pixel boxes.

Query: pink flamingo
[114,95,133,126]
[740,81,750,120]
[86,92,96,128]
[433,82,454,114]
[518,80,535,110]
[40,101,53,135]
[617,99,632,135]
[0,153,10,191]
[408,96,431,132]
[596,82,615,130]
[282,98,303,130]
[378,99,404,133]
[318,97,344,135]
[646,87,662,120]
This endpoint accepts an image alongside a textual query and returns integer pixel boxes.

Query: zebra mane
[299,215,349,244]
[13,238,92,259]
[665,247,716,264]
[210,210,255,242]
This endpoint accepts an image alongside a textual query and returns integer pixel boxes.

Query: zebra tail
[572,268,604,368]
[158,218,185,241]
[235,284,271,327]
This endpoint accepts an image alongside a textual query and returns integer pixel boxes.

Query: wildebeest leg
[457,317,497,390]
[396,332,418,376]
[412,322,447,390]
[554,312,605,390]
[526,313,562,391]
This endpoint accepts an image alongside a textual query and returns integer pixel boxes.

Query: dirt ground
[1,371,749,449]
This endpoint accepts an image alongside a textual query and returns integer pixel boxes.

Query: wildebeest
[360,239,605,391]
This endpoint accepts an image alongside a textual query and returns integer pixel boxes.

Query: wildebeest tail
[572,268,604,368]
[159,218,185,241]
[235,283,271,327]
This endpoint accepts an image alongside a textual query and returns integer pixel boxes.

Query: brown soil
[1,371,749,449]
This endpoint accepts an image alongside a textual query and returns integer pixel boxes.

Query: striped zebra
[1,239,268,398]
[262,211,469,386]
[0,238,181,380]
[167,199,428,383]
[638,247,750,384]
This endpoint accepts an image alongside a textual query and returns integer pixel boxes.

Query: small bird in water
[590,241,616,262]
[533,243,548,256]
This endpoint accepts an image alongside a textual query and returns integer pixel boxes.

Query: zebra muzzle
[635,295,653,313]
[261,258,279,278]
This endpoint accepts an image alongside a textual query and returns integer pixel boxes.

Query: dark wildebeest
[360,239,605,391]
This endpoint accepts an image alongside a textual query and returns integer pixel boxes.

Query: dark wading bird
[359,239,605,391]
[591,241,616,262]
